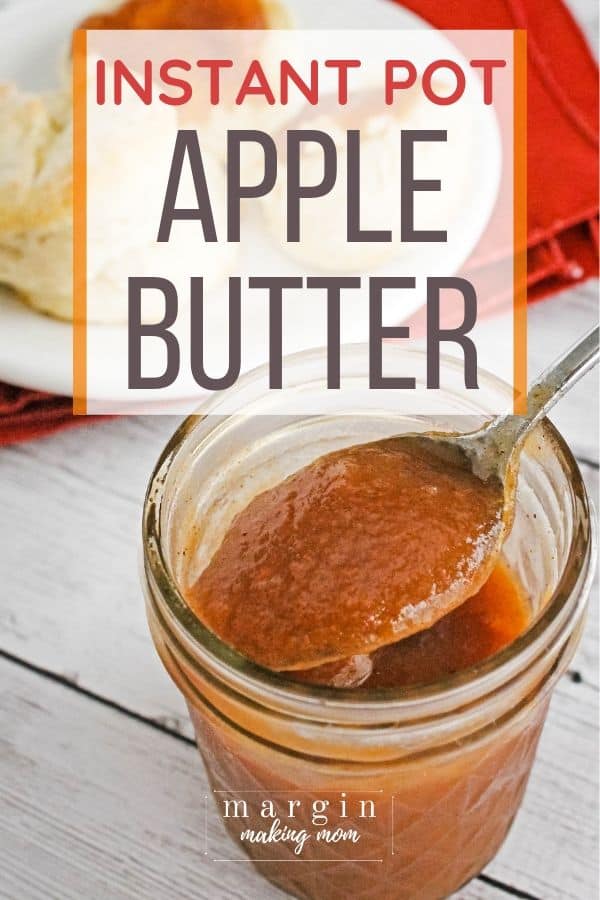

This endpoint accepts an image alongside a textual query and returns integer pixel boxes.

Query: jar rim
[142,346,596,713]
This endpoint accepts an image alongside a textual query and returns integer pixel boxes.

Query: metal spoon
[399,324,599,499]
[299,325,599,679]
[186,327,598,675]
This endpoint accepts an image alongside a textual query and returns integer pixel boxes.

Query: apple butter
[185,438,505,672]
[291,560,530,688]
[79,0,268,30]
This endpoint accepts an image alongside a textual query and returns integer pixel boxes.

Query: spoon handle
[523,325,599,435]
[477,325,599,479]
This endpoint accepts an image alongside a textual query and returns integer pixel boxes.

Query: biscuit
[261,85,474,273]
[0,84,71,232]
[0,218,72,319]
[0,78,236,323]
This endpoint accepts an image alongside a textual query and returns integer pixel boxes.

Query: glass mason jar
[142,348,595,900]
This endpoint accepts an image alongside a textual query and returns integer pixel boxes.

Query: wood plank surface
[0,0,598,896]
[0,290,598,898]
[1,654,597,900]
[0,286,597,722]
[0,376,596,732]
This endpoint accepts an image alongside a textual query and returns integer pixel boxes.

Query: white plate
[0,0,500,399]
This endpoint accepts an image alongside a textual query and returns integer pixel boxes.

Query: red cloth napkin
[399,0,599,298]
[0,0,597,446]
[0,385,107,444]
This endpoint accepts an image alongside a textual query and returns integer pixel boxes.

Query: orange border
[71,31,528,416]
[73,30,87,415]
[513,30,528,414]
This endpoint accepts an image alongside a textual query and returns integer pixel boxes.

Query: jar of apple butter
[142,347,595,900]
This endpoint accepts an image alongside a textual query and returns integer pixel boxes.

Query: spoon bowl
[184,327,598,673]
[388,325,599,603]
[400,324,598,484]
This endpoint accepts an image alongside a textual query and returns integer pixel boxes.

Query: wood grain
[0,0,597,893]
[0,288,598,899]
[1,651,597,900]
[0,426,597,733]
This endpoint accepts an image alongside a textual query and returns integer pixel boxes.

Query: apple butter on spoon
[186,438,504,670]
[185,327,598,675]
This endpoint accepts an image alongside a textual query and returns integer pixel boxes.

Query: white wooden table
[1,1,599,897]
[1,289,598,900]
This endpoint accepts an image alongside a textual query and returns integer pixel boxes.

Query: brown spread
[185,438,507,673]
[79,0,268,30]
[291,560,529,688]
